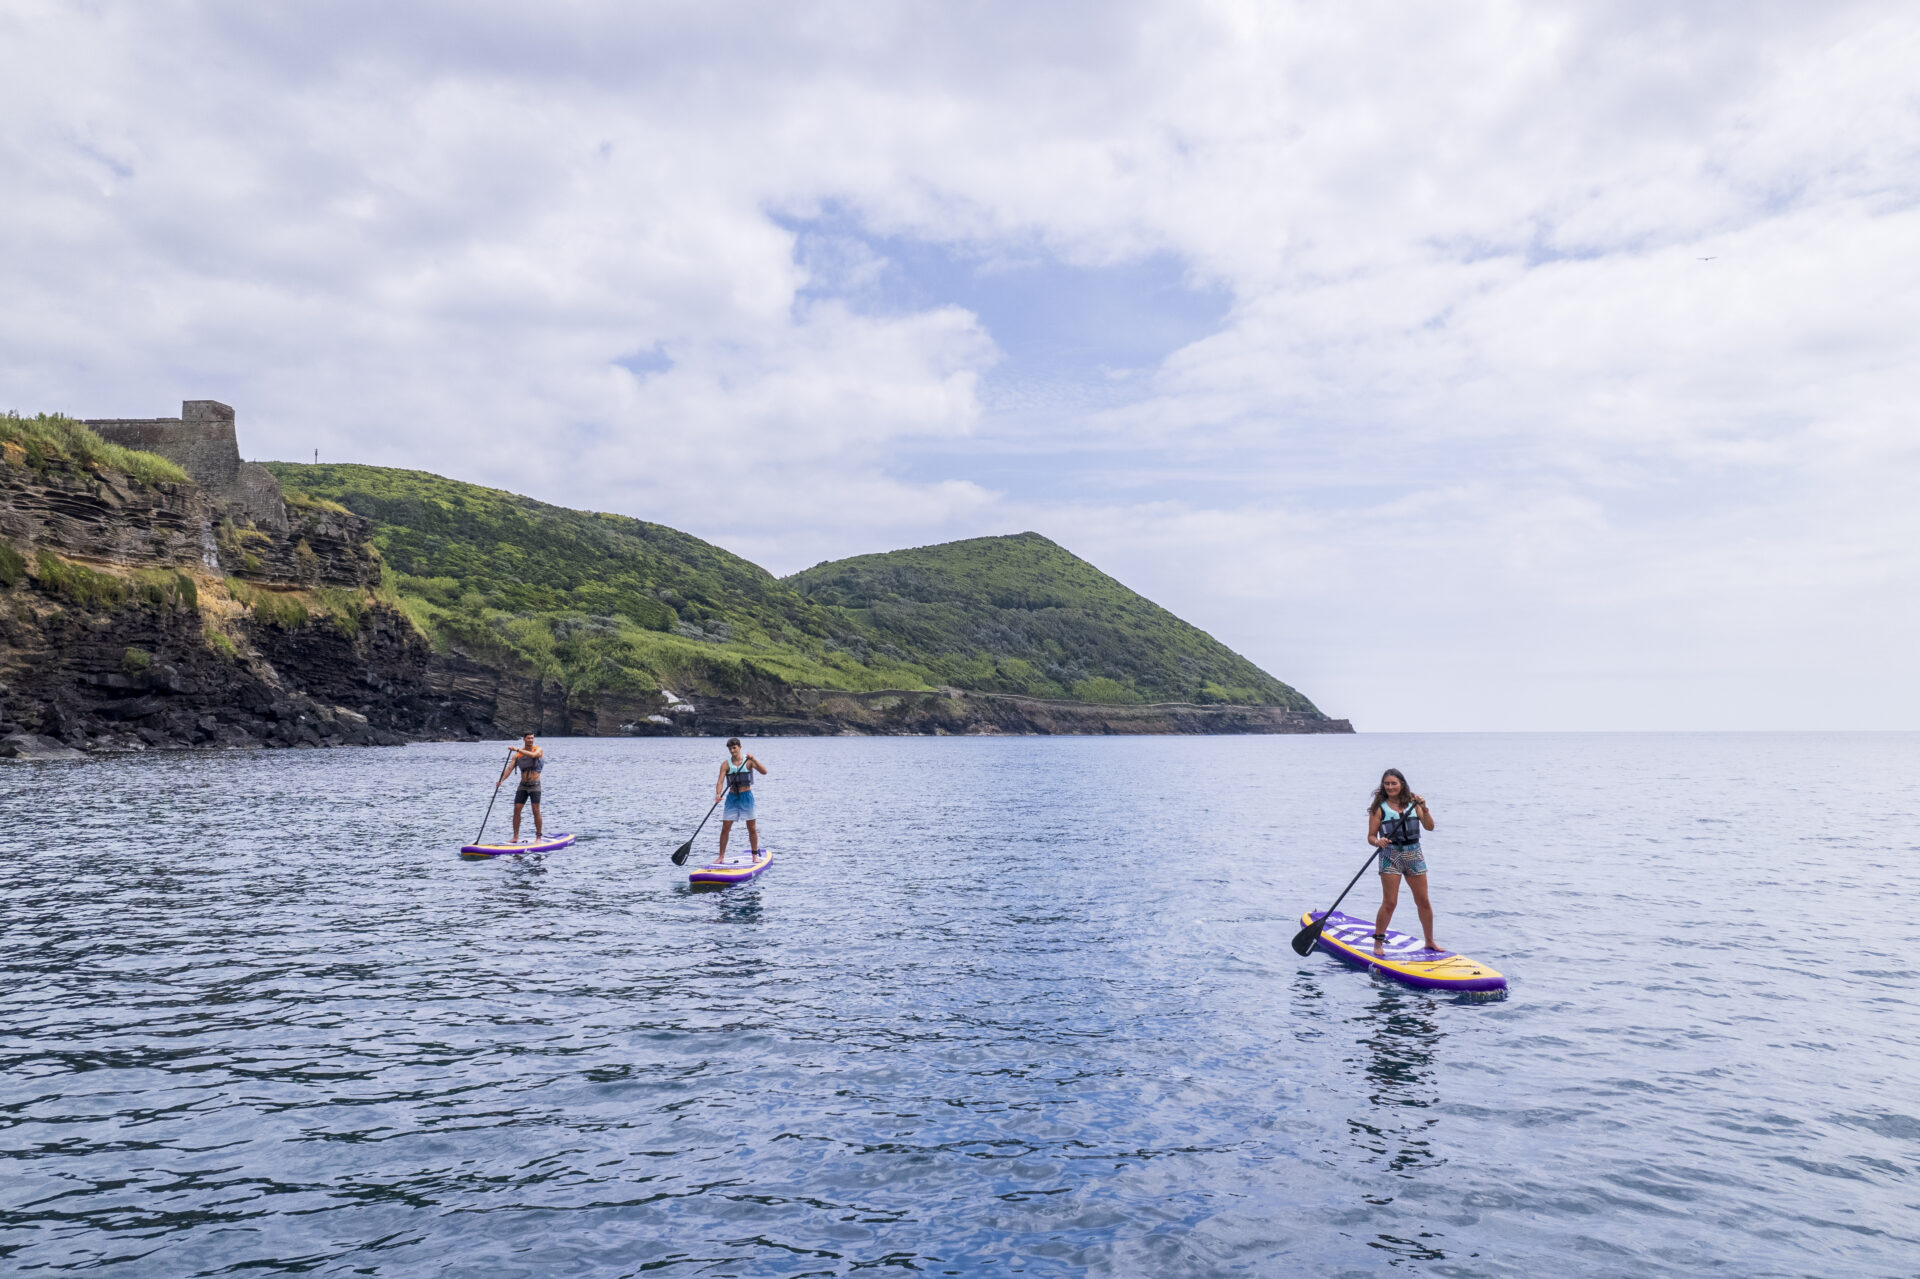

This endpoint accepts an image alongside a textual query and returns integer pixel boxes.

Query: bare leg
[1374,872,1401,956]
[746,819,759,855]
[1405,872,1439,951]
[511,801,524,842]
[530,801,543,840]
[717,819,733,861]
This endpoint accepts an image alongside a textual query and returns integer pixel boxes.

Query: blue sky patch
[782,208,1232,403]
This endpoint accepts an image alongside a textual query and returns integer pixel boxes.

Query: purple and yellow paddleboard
[1302,910,1507,994]
[460,832,576,858]
[689,847,773,886]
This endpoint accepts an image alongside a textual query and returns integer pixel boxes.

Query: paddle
[472,748,516,846]
[1291,845,1381,956]
[669,793,725,866]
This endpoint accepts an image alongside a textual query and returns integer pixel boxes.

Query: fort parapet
[86,400,287,529]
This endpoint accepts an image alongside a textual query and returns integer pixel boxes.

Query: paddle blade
[1290,917,1327,957]
[670,841,692,866]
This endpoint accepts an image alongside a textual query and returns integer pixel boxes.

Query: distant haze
[4,3,1916,730]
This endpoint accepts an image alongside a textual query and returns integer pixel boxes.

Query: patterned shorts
[1378,844,1427,876]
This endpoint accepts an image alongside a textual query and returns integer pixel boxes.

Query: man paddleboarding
[713,737,767,863]
[497,733,546,843]
[1368,768,1436,956]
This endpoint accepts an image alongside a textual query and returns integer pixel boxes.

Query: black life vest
[1380,802,1422,845]
[726,760,753,794]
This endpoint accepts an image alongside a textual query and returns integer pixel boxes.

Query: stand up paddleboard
[461,833,577,858]
[689,847,773,886]
[1301,909,1507,994]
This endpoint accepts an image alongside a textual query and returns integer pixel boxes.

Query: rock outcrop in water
[2,403,1350,753]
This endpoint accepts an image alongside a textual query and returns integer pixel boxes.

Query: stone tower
[86,400,287,529]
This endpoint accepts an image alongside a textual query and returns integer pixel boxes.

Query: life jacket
[1379,801,1422,845]
[725,760,753,794]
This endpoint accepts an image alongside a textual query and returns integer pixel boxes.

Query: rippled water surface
[4,734,1918,1276]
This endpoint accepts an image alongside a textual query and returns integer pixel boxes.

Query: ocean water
[3,733,1916,1277]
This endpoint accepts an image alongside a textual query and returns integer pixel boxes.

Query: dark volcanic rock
[0,731,85,761]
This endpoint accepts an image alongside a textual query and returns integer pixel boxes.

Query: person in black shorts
[497,733,545,842]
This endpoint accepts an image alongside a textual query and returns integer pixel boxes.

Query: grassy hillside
[268,462,1320,712]
[265,462,928,697]
[788,533,1316,709]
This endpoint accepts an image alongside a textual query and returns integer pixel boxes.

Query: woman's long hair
[1370,768,1412,814]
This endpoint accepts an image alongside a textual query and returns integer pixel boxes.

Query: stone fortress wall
[86,400,287,530]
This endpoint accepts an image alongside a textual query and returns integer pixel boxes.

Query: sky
[5,1,1918,731]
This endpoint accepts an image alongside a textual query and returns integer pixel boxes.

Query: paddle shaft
[1291,845,1381,955]
[671,793,725,864]
[473,748,516,845]
[1318,846,1380,921]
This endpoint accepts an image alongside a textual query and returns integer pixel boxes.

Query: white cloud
[3,1,1918,727]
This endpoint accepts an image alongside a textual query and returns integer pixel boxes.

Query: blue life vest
[1380,801,1422,846]
[725,760,753,794]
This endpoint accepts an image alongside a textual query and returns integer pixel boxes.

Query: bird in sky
[1698,256,1717,261]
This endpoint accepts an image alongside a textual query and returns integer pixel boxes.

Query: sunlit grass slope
[789,533,1317,709]
[267,463,1316,710]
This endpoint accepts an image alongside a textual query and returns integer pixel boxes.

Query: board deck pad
[460,832,576,858]
[1302,909,1507,994]
[689,847,773,886]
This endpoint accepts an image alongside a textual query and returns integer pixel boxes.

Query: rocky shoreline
[2,404,1353,757]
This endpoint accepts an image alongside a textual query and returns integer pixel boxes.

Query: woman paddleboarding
[1368,768,1436,957]
[713,737,767,863]
[497,733,546,843]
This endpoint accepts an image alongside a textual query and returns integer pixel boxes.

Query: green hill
[267,462,1321,713]
[788,533,1316,709]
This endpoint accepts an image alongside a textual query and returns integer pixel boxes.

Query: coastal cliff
[1,404,1350,755]
[0,410,447,755]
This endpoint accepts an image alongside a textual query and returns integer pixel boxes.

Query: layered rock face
[1,407,449,752]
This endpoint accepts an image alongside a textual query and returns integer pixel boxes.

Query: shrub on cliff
[28,553,199,613]
[34,550,127,609]
[0,541,26,588]
[226,578,310,630]
[0,412,189,487]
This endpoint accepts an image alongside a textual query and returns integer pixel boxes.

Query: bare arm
[1368,809,1383,847]
[715,763,728,801]
[1414,794,1435,832]
[748,754,768,775]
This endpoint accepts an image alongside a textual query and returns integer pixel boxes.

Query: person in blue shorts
[712,737,767,863]
[1368,768,1437,956]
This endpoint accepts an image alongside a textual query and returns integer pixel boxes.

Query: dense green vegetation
[266,462,927,698]
[0,412,190,486]
[789,534,1315,709]
[267,462,1317,711]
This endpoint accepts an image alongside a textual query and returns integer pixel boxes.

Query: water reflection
[1348,983,1444,1175]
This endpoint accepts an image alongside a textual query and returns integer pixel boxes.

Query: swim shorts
[515,784,542,805]
[722,791,756,822]
[1378,843,1426,876]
